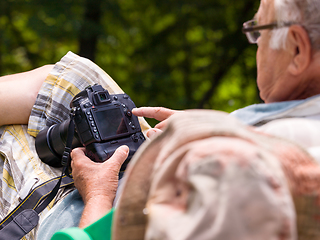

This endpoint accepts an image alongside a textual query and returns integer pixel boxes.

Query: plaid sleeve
[0,52,150,240]
[27,51,150,137]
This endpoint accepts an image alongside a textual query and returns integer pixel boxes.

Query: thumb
[71,147,86,159]
[104,145,130,170]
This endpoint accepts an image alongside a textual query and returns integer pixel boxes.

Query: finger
[154,118,170,130]
[70,148,89,169]
[70,147,86,159]
[146,128,163,138]
[132,107,176,121]
[104,145,130,171]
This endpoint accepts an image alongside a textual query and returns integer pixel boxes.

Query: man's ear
[286,25,312,75]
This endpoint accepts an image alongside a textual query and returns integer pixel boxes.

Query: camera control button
[113,96,118,100]
[131,134,139,142]
[94,134,99,139]
[129,122,136,130]
[84,103,92,108]
[123,94,129,99]
[86,111,91,115]
[140,133,145,140]
[126,110,132,117]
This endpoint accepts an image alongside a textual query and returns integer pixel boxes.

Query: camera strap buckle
[61,147,71,167]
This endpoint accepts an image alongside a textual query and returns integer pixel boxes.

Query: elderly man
[1,0,320,239]
[135,0,320,128]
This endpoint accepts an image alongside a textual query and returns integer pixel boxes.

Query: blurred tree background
[0,0,261,124]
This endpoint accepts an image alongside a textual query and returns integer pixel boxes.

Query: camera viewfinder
[94,91,111,104]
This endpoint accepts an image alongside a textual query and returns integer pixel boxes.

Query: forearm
[78,196,114,228]
[0,65,53,126]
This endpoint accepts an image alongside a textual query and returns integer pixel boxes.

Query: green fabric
[51,208,114,240]
[50,228,92,240]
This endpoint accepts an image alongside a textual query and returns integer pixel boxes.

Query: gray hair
[271,0,320,50]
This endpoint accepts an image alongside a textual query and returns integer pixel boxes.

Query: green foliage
[0,0,261,121]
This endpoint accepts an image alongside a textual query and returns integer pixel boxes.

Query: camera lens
[35,118,82,167]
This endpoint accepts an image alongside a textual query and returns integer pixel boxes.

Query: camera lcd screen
[93,107,129,139]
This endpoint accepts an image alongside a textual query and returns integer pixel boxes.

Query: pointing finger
[132,107,177,122]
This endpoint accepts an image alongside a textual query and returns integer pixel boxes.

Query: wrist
[79,195,114,228]
[84,194,114,208]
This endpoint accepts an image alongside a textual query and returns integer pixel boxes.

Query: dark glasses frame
[242,19,296,44]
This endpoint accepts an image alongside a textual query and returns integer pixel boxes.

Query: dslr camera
[35,84,145,171]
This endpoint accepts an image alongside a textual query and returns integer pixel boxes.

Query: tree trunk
[78,0,103,61]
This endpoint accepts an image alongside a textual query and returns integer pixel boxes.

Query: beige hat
[112,110,320,240]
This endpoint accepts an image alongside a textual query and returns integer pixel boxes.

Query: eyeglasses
[242,19,296,44]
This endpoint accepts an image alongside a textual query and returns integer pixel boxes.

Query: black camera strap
[62,112,75,178]
[0,114,76,240]
[0,175,73,239]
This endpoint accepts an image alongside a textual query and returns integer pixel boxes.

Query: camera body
[71,84,145,165]
[35,84,145,170]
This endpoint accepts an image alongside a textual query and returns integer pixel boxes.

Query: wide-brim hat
[112,110,320,240]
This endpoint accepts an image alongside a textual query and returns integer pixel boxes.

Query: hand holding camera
[70,146,129,227]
